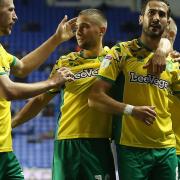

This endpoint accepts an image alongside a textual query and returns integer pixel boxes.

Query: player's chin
[3,29,12,35]
[8,27,13,34]
[7,30,12,35]
[78,43,85,49]
[149,30,162,38]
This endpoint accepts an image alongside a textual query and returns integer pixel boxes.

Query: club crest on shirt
[100,55,112,68]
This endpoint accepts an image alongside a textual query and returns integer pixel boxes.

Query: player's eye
[159,11,166,18]
[148,10,156,16]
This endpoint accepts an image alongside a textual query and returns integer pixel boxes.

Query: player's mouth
[150,23,161,29]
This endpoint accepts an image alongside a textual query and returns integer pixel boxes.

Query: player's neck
[140,33,161,51]
[82,44,104,59]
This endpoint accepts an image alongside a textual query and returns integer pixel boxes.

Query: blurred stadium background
[1,0,179,179]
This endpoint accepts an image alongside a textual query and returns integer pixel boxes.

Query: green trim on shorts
[0,152,24,180]
[116,145,177,180]
[52,139,115,180]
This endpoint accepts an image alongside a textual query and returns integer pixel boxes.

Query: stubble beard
[143,26,164,39]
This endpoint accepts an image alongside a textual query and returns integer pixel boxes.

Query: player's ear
[167,18,170,27]
[139,15,143,25]
[100,27,106,36]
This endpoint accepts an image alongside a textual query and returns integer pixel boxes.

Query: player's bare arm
[12,92,54,128]
[0,67,74,100]
[11,16,77,77]
[88,79,156,126]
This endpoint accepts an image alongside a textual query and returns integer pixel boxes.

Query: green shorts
[52,139,115,180]
[0,152,24,180]
[116,145,177,180]
[177,155,180,180]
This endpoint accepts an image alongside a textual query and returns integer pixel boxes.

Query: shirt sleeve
[48,57,64,94]
[0,55,16,76]
[10,56,17,67]
[98,43,126,84]
[0,62,6,75]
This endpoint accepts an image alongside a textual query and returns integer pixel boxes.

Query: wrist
[47,79,56,89]
[156,48,168,57]
[157,38,172,56]
[123,104,134,115]
[51,34,64,46]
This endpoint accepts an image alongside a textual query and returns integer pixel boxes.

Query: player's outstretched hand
[49,67,74,88]
[143,49,166,76]
[132,106,156,126]
[54,15,77,43]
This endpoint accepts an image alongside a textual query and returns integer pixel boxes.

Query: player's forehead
[0,0,12,5]
[0,0,14,8]
[76,14,100,26]
[145,1,168,14]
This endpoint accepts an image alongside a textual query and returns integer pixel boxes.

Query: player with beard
[88,1,180,180]
[12,9,116,180]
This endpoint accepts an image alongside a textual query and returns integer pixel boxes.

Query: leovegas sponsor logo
[130,72,169,89]
[74,68,99,79]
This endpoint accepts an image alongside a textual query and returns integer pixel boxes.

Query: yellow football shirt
[98,39,180,148]
[50,49,112,140]
[0,45,16,152]
[167,60,180,154]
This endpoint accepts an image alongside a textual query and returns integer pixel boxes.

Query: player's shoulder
[0,44,9,57]
[58,51,79,60]
[55,51,81,67]
[109,39,136,57]
[112,39,136,50]
[0,44,15,65]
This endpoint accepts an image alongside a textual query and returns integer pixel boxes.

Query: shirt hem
[56,134,111,140]
[0,148,13,152]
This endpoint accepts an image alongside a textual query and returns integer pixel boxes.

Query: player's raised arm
[11,16,77,77]
[143,38,172,75]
